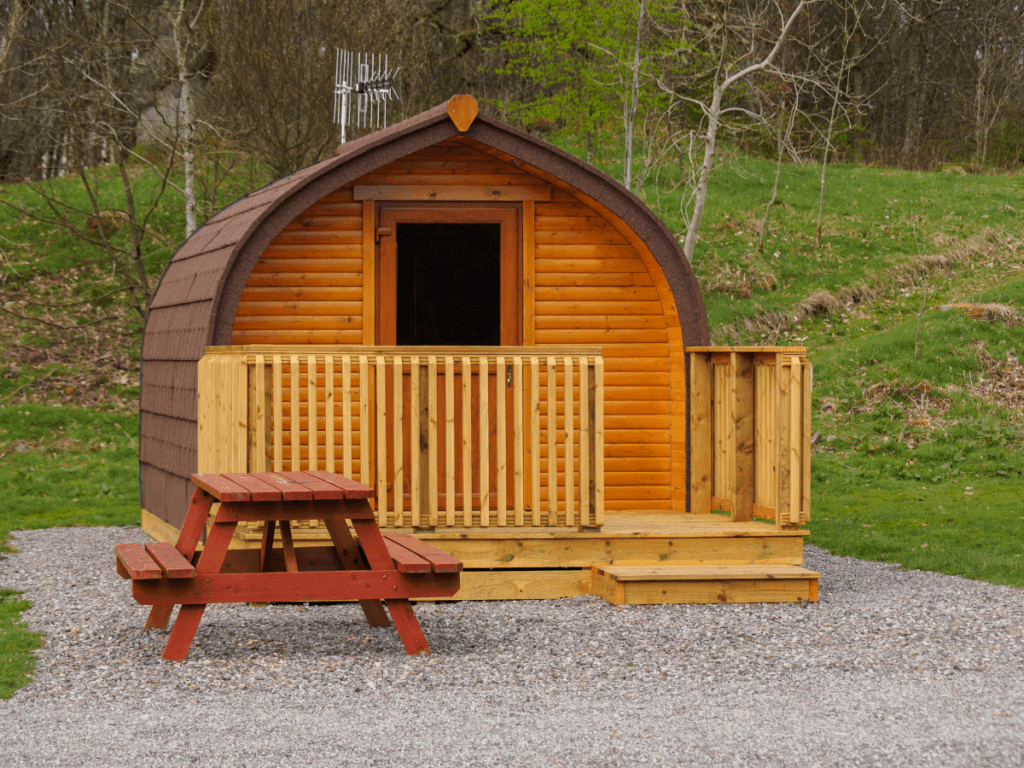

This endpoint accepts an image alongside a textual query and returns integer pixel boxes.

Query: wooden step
[591,564,820,605]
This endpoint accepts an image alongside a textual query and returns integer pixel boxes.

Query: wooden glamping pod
[140,95,818,604]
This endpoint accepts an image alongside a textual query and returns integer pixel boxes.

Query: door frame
[375,203,522,346]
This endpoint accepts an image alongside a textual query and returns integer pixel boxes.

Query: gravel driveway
[1,526,1023,767]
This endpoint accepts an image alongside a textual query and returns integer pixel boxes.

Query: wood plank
[381,534,432,572]
[307,354,319,470]
[220,472,281,502]
[531,357,541,525]
[597,565,820,581]
[479,357,490,527]
[359,357,370,486]
[393,355,404,527]
[461,356,472,527]
[134,570,461,604]
[259,472,315,501]
[115,543,162,580]
[342,356,353,477]
[546,356,557,525]
[496,355,508,526]
[411,355,421,529]
[445,356,456,527]
[362,200,375,345]
[354,184,550,201]
[289,355,301,470]
[594,356,605,526]
[303,471,374,499]
[376,355,387,526]
[513,356,525,526]
[563,355,574,527]
[325,355,336,473]
[734,352,754,522]
[191,473,252,502]
[384,533,463,573]
[428,356,439,528]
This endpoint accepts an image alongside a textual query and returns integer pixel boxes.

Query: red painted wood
[177,487,213,558]
[116,543,162,580]
[350,519,394,571]
[213,499,376,523]
[384,534,463,574]
[386,600,432,655]
[191,473,251,501]
[323,516,391,628]
[258,472,314,501]
[304,471,374,499]
[145,542,196,579]
[259,520,276,572]
[279,520,299,573]
[274,471,348,500]
[381,536,432,573]
[161,517,237,661]
[162,605,205,661]
[221,472,282,502]
[145,487,211,630]
[133,570,461,604]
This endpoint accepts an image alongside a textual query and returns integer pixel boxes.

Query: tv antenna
[333,49,399,145]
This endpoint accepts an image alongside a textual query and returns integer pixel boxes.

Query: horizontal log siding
[231,188,365,345]
[228,138,680,513]
[535,190,673,511]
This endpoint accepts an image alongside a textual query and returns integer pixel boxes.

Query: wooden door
[377,205,521,519]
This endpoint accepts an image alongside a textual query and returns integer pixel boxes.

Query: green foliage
[0,589,42,700]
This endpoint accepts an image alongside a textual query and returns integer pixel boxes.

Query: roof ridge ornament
[446,95,478,132]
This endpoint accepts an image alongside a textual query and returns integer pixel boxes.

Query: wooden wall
[232,137,687,513]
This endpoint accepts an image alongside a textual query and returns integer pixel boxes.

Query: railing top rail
[203,344,604,361]
[685,346,807,354]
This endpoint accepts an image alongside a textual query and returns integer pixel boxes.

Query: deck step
[591,564,820,605]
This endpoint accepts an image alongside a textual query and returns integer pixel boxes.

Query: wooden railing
[198,345,605,531]
[688,347,811,529]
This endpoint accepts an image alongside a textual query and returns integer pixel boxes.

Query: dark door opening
[395,223,502,346]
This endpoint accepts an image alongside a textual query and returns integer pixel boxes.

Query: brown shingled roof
[140,97,709,523]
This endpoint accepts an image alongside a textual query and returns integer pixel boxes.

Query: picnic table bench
[116,471,462,660]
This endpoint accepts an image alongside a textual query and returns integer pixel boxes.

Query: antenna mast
[333,49,400,146]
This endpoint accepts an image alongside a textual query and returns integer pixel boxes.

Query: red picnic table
[116,471,462,660]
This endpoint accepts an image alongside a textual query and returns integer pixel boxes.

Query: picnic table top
[192,471,373,503]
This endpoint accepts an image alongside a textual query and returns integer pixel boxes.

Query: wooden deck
[141,510,817,605]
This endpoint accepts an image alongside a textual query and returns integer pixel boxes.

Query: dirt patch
[0,268,141,412]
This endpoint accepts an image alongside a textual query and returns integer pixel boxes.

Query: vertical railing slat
[428,356,438,528]
[342,356,353,478]
[530,357,541,526]
[445,356,455,527]
[479,356,490,527]
[253,355,267,472]
[306,354,318,471]
[496,355,507,526]
[802,356,813,523]
[393,354,404,528]
[563,355,574,528]
[513,356,525,527]
[546,355,557,525]
[410,354,421,529]
[272,355,283,472]
[579,356,590,528]
[789,356,803,526]
[359,356,369,487]
[325,355,335,474]
[594,355,604,526]
[461,356,472,527]
[289,355,300,471]
[375,355,387,527]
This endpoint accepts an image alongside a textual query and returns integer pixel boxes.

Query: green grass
[0,589,42,699]
[0,405,140,550]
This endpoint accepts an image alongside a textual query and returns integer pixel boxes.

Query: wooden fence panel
[198,345,603,531]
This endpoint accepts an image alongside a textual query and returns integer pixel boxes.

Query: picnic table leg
[161,516,236,661]
[146,488,211,631]
[351,515,432,655]
[322,515,391,628]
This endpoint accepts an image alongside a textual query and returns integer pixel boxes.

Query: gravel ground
[1,526,1023,767]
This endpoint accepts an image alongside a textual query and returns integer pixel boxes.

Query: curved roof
[143,98,708,362]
